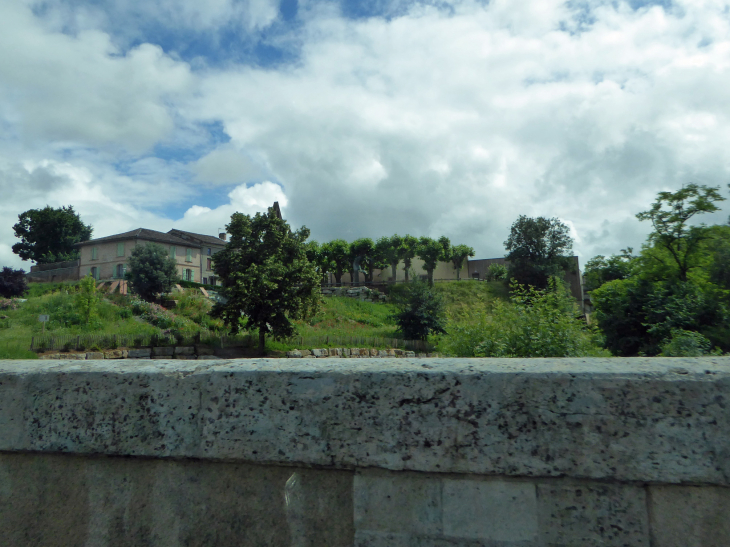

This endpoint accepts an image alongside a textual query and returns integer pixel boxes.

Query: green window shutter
[186,248,192,262]
[170,246,176,259]
[117,242,124,257]
[190,270,194,282]
[91,247,98,260]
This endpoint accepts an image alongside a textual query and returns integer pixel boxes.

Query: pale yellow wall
[336,258,468,284]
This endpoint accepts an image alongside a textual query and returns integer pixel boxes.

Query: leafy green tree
[211,206,320,354]
[350,238,376,283]
[375,234,403,282]
[504,216,574,289]
[583,249,634,292]
[400,235,419,282]
[418,236,450,286]
[487,263,508,281]
[0,267,27,298]
[323,239,351,284]
[75,274,99,325]
[392,279,447,340]
[636,183,725,282]
[124,243,179,302]
[304,240,330,283]
[447,244,474,281]
[12,205,93,263]
[660,329,713,357]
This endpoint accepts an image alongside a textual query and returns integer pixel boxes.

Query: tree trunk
[428,269,434,286]
[391,263,397,282]
[404,260,411,282]
[259,326,266,355]
[335,271,342,284]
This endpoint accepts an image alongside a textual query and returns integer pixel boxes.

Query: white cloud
[192,146,265,185]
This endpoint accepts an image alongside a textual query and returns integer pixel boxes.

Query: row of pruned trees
[304,235,475,285]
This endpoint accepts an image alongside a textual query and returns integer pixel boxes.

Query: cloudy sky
[2,0,730,270]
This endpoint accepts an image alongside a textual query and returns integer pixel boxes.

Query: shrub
[392,279,447,341]
[125,243,178,301]
[74,275,99,326]
[0,267,27,298]
[660,329,713,357]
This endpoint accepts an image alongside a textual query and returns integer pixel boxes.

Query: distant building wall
[332,258,468,284]
[27,260,80,283]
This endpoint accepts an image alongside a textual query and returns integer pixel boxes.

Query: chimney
[218,228,226,241]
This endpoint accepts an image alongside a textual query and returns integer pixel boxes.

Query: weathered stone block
[311,349,328,358]
[127,349,151,359]
[174,346,195,356]
[405,351,415,357]
[343,348,351,357]
[537,481,649,546]
[103,350,124,359]
[151,346,174,357]
[350,348,361,357]
[369,348,378,356]
[394,349,404,356]
[38,354,60,359]
[387,349,396,357]
[329,348,342,357]
[442,478,538,542]
[85,352,104,360]
[59,353,86,360]
[377,350,388,358]
[649,485,730,547]
[287,350,303,358]
[354,471,442,535]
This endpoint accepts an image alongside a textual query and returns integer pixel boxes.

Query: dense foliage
[124,243,179,302]
[12,205,92,264]
[392,279,447,340]
[212,205,321,354]
[504,216,574,289]
[0,267,27,298]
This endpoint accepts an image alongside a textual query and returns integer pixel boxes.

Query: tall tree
[447,244,475,281]
[375,234,403,282]
[418,236,450,286]
[212,206,320,354]
[350,238,375,283]
[636,183,725,282]
[504,216,574,289]
[12,205,92,264]
[304,240,330,283]
[323,239,350,284]
[0,267,27,298]
[400,235,419,282]
[124,243,179,302]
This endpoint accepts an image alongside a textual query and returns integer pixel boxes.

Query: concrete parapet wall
[1,357,729,546]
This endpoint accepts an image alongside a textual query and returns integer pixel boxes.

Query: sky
[2,0,730,270]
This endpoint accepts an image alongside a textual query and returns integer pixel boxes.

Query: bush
[392,280,447,341]
[125,243,178,301]
[0,267,27,298]
[440,277,607,357]
[74,274,99,325]
[660,329,713,357]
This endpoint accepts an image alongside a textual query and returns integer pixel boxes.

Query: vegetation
[392,280,447,340]
[504,216,574,289]
[12,205,92,263]
[418,236,450,286]
[124,242,179,301]
[212,205,321,354]
[0,267,27,298]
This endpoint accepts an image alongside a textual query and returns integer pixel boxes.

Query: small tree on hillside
[350,238,375,283]
[0,267,28,298]
[447,244,475,281]
[323,239,352,284]
[376,234,403,282]
[393,279,447,341]
[400,235,419,282]
[417,236,450,286]
[212,206,320,354]
[124,243,179,302]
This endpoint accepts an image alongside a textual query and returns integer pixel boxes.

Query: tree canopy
[418,236,450,286]
[12,205,92,264]
[124,243,179,302]
[211,206,320,354]
[504,216,574,289]
[446,243,475,281]
[0,267,27,298]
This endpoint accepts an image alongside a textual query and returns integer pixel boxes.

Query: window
[209,276,216,286]
[202,277,208,285]
[207,247,211,256]
[206,258,212,271]
[186,248,193,262]
[91,247,98,260]
[183,269,194,282]
[90,266,98,280]
[117,242,124,257]
[115,264,125,278]
[170,246,176,259]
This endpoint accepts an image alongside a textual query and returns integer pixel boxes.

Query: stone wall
[26,259,80,282]
[1,357,729,546]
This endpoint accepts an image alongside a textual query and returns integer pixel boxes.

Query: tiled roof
[75,228,192,247]
[167,229,227,247]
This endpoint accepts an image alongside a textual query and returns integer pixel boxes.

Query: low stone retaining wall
[1,357,729,546]
[37,344,219,360]
[286,348,432,358]
[322,286,388,301]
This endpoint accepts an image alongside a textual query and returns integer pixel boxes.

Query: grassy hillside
[0,280,510,358]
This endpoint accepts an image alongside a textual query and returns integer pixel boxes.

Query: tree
[417,236,450,286]
[124,243,179,302]
[75,274,99,325]
[447,244,474,281]
[322,239,350,284]
[304,240,330,283]
[504,216,574,289]
[0,267,27,298]
[375,234,403,282]
[349,238,375,283]
[392,279,447,340]
[400,235,419,282]
[211,206,320,354]
[582,249,634,292]
[636,184,726,282]
[12,205,93,264]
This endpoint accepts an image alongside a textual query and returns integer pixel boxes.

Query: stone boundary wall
[1,357,729,546]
